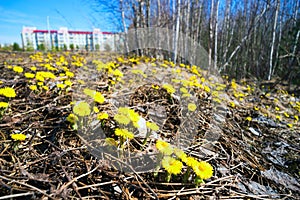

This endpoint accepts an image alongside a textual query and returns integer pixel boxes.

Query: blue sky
[0,0,120,45]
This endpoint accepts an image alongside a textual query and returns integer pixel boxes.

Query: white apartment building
[21,26,118,51]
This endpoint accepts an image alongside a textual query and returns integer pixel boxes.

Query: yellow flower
[30,66,37,71]
[56,83,65,89]
[287,123,293,128]
[93,106,99,113]
[0,102,9,108]
[231,80,237,90]
[35,74,45,82]
[156,140,173,155]
[116,107,140,126]
[245,116,252,121]
[174,148,187,162]
[36,71,56,79]
[193,161,214,180]
[112,69,123,77]
[180,87,188,94]
[84,88,105,103]
[284,112,289,118]
[162,84,176,94]
[13,66,23,73]
[162,156,183,175]
[11,133,26,141]
[229,101,236,108]
[114,114,130,125]
[24,73,35,78]
[146,121,159,131]
[66,71,74,78]
[66,113,78,124]
[185,156,198,167]
[94,92,105,103]
[73,101,91,116]
[161,63,168,68]
[0,87,16,98]
[275,107,280,111]
[64,80,72,87]
[152,85,160,89]
[191,67,199,75]
[188,103,197,112]
[97,112,109,120]
[29,85,37,91]
[109,80,116,85]
[213,98,221,103]
[114,128,134,139]
[204,85,210,93]
[37,82,44,86]
[42,86,49,91]
[128,109,140,124]
[276,115,281,120]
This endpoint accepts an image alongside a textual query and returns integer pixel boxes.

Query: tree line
[94,0,299,85]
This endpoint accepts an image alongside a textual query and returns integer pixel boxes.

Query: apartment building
[21,26,118,51]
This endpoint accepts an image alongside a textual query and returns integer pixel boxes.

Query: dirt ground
[0,52,299,199]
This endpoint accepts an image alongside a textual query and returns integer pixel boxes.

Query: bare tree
[214,0,219,71]
[173,0,181,63]
[208,0,214,69]
[268,0,280,80]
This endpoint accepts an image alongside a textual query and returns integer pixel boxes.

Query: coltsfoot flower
[73,101,91,117]
[11,133,26,141]
[193,161,214,180]
[162,156,183,175]
[0,87,16,98]
[156,139,173,155]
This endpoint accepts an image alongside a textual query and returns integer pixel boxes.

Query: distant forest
[94,0,299,84]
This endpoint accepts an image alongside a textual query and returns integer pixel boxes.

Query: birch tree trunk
[173,0,181,64]
[268,0,279,80]
[214,0,219,71]
[208,0,214,69]
[222,0,231,69]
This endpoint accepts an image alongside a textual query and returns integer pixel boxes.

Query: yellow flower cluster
[156,140,214,179]
[162,84,176,94]
[0,87,16,98]
[114,107,140,127]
